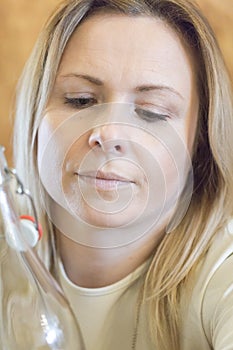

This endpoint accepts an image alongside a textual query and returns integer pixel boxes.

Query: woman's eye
[64,97,97,109]
[135,107,168,122]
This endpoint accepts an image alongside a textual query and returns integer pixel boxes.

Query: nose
[88,124,125,155]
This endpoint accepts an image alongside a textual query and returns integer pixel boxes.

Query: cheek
[183,94,199,153]
[37,117,54,169]
[186,118,198,154]
[140,125,192,195]
[62,134,91,175]
[37,114,80,210]
[37,110,66,167]
[37,109,92,180]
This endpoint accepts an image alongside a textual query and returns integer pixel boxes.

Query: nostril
[95,140,101,147]
[88,130,103,149]
[115,145,121,151]
[88,129,124,153]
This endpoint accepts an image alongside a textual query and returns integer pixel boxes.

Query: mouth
[75,170,135,191]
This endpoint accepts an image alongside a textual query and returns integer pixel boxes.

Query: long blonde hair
[13,0,233,348]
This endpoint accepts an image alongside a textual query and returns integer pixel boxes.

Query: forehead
[61,14,191,61]
[58,14,197,97]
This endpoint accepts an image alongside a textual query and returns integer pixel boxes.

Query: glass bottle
[0,146,85,350]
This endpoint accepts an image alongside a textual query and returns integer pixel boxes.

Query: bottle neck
[0,146,8,186]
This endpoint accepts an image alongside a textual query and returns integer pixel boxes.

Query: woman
[11,0,233,349]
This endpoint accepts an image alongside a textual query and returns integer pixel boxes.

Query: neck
[57,228,164,288]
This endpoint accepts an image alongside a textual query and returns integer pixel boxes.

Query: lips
[78,170,133,182]
[75,170,135,191]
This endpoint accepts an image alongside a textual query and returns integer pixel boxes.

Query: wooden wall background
[0,0,232,164]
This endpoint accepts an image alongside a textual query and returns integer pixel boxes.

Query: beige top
[59,221,233,350]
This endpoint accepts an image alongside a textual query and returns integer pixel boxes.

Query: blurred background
[0,0,232,164]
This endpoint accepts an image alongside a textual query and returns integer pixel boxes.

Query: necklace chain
[131,295,142,350]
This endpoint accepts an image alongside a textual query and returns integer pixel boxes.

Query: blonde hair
[13,0,233,349]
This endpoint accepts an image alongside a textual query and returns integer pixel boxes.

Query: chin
[71,201,143,229]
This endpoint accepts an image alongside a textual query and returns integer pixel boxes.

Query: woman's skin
[38,14,198,288]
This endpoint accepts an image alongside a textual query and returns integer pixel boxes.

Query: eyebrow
[60,73,184,100]
[135,84,184,100]
[60,73,103,86]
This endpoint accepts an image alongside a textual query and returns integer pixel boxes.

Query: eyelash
[64,98,169,122]
[64,96,97,109]
[135,108,168,122]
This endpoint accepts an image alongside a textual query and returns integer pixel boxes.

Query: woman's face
[38,14,198,244]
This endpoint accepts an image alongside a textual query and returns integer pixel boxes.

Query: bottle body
[0,146,85,349]
[0,240,84,350]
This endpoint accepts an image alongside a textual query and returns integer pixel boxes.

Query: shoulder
[180,220,233,349]
[201,220,233,348]
[190,219,233,308]
[198,219,233,289]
